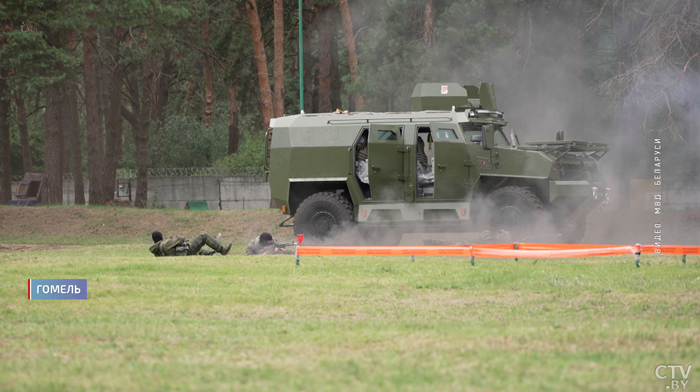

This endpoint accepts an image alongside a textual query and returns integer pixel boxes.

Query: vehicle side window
[436,128,458,140]
[377,130,398,141]
[494,129,510,147]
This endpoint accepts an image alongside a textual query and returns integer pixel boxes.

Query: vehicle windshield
[460,123,480,144]
[494,128,510,148]
[460,123,510,146]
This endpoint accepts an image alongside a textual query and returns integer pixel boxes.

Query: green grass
[1,245,698,391]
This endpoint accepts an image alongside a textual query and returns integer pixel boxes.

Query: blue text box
[29,279,88,300]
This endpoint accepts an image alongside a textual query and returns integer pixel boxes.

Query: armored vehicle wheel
[294,192,354,245]
[481,186,545,241]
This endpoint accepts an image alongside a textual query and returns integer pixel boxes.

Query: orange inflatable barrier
[293,243,696,268]
[471,245,638,259]
[296,245,640,258]
[296,246,472,257]
[436,243,700,255]
[640,245,700,255]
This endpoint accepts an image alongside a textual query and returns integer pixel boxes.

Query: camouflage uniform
[245,235,295,255]
[150,233,224,257]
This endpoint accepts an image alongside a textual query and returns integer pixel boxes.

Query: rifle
[261,242,296,254]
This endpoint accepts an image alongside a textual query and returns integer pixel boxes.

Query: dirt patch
[0,244,72,252]
[0,206,295,244]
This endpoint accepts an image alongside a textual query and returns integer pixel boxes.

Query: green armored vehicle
[265,83,609,244]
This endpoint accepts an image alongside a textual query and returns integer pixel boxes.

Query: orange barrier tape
[296,246,472,257]
[468,243,699,255]
[640,245,700,255]
[438,243,699,255]
[296,245,641,258]
[471,245,638,259]
[296,244,700,258]
[515,243,623,250]
[452,243,513,249]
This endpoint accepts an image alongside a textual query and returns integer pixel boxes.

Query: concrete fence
[12,175,271,210]
[11,176,700,211]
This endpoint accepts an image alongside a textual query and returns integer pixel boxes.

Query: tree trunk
[60,85,69,182]
[317,5,333,113]
[66,33,84,205]
[124,75,149,208]
[59,83,72,198]
[330,36,342,111]
[0,67,10,204]
[65,84,85,205]
[95,31,110,202]
[423,0,434,47]
[568,0,587,133]
[203,19,214,127]
[102,41,124,204]
[246,0,274,128]
[14,91,33,172]
[228,86,240,154]
[132,98,150,209]
[273,0,285,118]
[43,82,64,205]
[154,52,173,127]
[136,58,153,209]
[151,53,173,168]
[339,0,363,110]
[302,0,316,113]
[182,77,195,116]
[0,21,11,204]
[123,56,154,209]
[83,26,105,205]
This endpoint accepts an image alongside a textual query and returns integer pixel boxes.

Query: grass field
[1,241,698,391]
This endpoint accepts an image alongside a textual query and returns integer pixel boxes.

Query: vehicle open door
[367,124,406,202]
[430,122,471,200]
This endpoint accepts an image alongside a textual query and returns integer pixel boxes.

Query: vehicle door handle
[371,165,380,172]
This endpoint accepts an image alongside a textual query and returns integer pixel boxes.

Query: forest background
[0,0,698,208]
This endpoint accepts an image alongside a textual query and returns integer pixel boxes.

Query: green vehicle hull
[266,83,608,244]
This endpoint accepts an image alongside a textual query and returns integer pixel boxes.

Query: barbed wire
[115,166,264,178]
[11,167,264,182]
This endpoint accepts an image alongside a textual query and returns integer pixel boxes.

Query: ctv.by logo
[655,365,692,390]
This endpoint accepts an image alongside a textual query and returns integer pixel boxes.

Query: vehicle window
[494,129,510,147]
[460,123,480,143]
[436,128,458,140]
[377,130,397,140]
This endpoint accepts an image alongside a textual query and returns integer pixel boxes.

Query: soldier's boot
[220,243,232,255]
[495,230,511,243]
[480,230,493,244]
